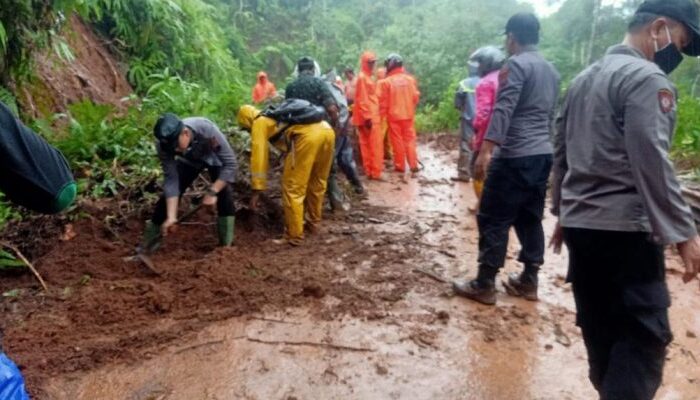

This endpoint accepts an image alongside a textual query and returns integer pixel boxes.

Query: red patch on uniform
[658,89,675,113]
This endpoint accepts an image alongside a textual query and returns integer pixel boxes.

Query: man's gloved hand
[363,119,373,130]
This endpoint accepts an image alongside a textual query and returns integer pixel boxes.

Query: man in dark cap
[144,113,238,249]
[551,0,700,398]
[286,56,339,124]
[453,12,560,305]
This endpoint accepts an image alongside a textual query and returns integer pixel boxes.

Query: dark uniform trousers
[477,154,552,270]
[563,228,672,400]
[152,161,236,225]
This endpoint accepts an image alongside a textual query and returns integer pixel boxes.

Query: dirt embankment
[15,13,132,118]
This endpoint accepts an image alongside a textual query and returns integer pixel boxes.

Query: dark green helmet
[154,113,183,154]
[469,46,506,77]
[384,53,403,72]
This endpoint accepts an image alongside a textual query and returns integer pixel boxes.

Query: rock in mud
[436,310,450,324]
[375,363,389,376]
[301,284,326,299]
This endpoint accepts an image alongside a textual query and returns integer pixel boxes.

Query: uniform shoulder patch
[658,89,675,113]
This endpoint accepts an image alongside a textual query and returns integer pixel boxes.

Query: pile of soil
[0,196,420,396]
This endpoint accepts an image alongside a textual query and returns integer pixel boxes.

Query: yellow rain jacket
[237,105,335,242]
[237,105,286,191]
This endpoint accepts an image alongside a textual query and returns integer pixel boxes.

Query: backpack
[261,98,326,126]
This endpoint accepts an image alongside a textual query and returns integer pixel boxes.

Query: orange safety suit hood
[360,51,377,76]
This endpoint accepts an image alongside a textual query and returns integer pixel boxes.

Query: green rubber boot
[141,221,162,253]
[217,216,235,247]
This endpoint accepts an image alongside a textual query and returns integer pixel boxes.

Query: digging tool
[125,204,203,275]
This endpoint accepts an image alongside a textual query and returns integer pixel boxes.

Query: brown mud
[2,136,699,399]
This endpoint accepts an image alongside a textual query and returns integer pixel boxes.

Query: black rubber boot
[452,264,498,305]
[503,264,539,301]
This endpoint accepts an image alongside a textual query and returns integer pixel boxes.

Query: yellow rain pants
[282,122,335,242]
[238,105,335,243]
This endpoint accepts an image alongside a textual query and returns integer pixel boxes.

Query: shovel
[125,204,203,275]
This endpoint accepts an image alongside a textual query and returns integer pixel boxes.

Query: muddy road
[2,137,699,399]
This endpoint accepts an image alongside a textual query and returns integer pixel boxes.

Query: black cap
[297,56,316,72]
[154,113,183,153]
[504,12,540,43]
[637,0,700,56]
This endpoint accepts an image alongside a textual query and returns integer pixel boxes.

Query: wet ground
[4,137,700,399]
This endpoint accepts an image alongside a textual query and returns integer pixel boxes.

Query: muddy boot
[503,265,539,301]
[452,280,497,305]
[329,197,347,213]
[452,264,498,305]
[217,216,235,247]
[353,183,365,195]
[140,221,162,253]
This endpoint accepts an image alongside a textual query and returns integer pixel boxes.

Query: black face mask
[654,26,684,74]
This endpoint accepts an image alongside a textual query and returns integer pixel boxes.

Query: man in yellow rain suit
[237,104,335,245]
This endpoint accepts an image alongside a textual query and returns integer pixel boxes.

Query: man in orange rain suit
[378,53,420,176]
[352,51,384,180]
[251,71,277,104]
[375,67,393,163]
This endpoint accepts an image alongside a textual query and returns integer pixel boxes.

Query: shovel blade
[136,253,160,275]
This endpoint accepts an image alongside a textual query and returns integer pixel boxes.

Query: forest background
[1,0,700,227]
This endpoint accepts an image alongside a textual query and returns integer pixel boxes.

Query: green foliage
[0,193,23,229]
[0,0,81,80]
[673,96,700,162]
[78,0,244,97]
[415,77,461,133]
[33,99,159,198]
[0,249,25,270]
[0,85,19,115]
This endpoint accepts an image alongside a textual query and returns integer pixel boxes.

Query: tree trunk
[586,0,602,65]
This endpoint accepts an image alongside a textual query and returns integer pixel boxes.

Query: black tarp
[0,101,75,214]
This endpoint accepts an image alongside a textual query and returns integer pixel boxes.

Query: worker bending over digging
[143,113,238,249]
[237,102,335,246]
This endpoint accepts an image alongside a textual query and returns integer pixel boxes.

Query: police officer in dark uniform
[453,13,560,305]
[551,1,700,398]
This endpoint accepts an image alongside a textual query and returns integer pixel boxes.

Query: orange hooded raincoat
[252,71,277,104]
[352,51,383,179]
[378,66,420,172]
